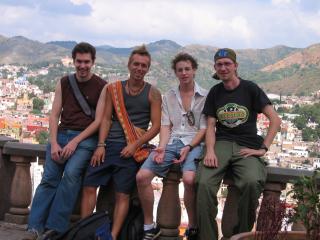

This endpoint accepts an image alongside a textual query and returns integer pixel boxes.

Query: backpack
[53,211,112,240]
[118,204,144,240]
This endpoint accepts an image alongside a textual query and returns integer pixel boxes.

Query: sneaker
[185,227,198,240]
[22,229,41,240]
[38,229,59,240]
[142,226,161,240]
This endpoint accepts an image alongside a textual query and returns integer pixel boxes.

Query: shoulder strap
[68,74,95,119]
[108,81,138,144]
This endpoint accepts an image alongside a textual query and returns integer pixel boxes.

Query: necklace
[127,80,145,96]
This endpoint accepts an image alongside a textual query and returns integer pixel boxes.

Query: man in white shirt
[136,53,207,240]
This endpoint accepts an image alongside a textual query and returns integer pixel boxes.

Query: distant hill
[0,36,69,64]
[47,41,77,50]
[255,44,320,95]
[0,34,319,95]
[262,44,320,72]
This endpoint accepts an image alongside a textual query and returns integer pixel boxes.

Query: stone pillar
[4,155,36,224]
[0,136,17,220]
[256,182,286,231]
[3,142,45,225]
[157,167,182,240]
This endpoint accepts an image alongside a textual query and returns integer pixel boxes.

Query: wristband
[260,143,268,152]
[97,142,106,148]
[186,144,194,151]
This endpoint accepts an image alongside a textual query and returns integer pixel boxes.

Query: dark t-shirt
[59,74,107,131]
[202,79,271,149]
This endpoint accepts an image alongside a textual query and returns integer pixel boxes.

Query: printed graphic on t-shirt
[217,103,249,128]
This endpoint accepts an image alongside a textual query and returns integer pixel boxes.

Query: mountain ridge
[0,34,318,95]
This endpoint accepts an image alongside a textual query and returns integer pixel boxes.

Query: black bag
[118,204,144,240]
[53,211,112,240]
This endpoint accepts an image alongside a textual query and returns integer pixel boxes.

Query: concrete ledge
[3,142,46,159]
[266,166,320,184]
[0,136,17,148]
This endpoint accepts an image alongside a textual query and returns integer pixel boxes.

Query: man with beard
[25,42,107,240]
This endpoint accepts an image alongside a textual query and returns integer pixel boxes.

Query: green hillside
[0,35,319,95]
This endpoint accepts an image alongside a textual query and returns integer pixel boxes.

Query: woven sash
[108,81,152,162]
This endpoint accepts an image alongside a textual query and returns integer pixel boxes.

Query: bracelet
[186,144,194,151]
[260,143,268,152]
[97,142,106,147]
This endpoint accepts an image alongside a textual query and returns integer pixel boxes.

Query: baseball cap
[214,48,237,63]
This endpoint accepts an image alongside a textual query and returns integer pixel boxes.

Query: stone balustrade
[0,136,318,239]
[0,136,46,224]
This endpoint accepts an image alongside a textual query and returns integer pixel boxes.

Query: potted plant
[288,170,320,240]
[230,170,320,240]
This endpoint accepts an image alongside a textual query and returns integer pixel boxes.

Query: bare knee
[183,172,196,189]
[136,169,154,187]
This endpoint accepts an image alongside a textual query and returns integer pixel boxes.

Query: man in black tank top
[26,43,107,240]
[81,45,162,240]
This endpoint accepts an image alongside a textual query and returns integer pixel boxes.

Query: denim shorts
[83,141,139,194]
[141,139,203,177]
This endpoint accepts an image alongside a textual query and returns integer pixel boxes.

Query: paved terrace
[0,136,317,240]
[0,222,30,240]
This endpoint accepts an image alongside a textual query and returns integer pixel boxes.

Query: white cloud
[272,0,299,5]
[0,0,319,48]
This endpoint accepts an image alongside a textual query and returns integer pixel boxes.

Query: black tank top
[59,74,106,131]
[107,80,151,142]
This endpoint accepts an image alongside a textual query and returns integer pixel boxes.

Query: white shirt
[161,82,208,145]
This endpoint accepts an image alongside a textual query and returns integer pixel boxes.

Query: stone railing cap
[0,136,18,147]
[266,166,320,184]
[223,166,320,185]
[3,141,46,158]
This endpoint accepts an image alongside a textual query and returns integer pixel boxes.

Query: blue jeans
[28,130,97,233]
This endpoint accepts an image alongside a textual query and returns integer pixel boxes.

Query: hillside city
[1,55,320,229]
[2,56,320,169]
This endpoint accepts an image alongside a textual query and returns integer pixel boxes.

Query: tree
[302,127,316,142]
[293,116,307,130]
[36,130,49,144]
[32,97,45,112]
[28,92,36,99]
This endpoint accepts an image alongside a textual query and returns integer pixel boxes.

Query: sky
[0,0,319,49]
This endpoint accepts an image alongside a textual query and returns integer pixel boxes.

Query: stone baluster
[5,155,35,224]
[0,136,17,220]
[3,142,46,224]
[221,172,288,238]
[256,182,286,231]
[157,166,182,240]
